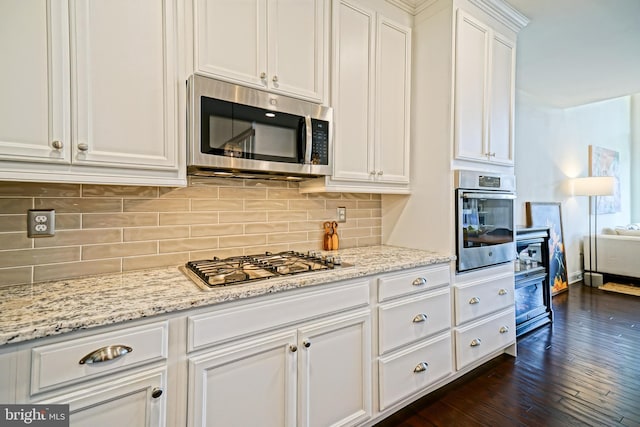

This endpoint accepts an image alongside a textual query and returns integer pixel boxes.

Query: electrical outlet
[28,209,55,237]
[337,207,347,223]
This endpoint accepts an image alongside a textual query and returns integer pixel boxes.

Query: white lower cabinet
[188,330,298,427]
[187,310,371,427]
[375,266,453,412]
[378,333,452,410]
[37,368,167,427]
[186,279,372,427]
[17,320,170,427]
[453,264,516,370]
[454,309,515,369]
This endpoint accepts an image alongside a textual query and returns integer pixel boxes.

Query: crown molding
[385,0,437,15]
[468,0,530,32]
[386,0,529,29]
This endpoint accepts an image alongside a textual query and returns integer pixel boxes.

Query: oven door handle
[461,192,516,200]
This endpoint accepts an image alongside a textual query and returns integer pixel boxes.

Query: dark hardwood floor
[374,283,640,427]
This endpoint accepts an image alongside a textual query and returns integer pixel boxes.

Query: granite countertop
[0,245,454,346]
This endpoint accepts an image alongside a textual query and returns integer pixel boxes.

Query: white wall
[631,94,640,222]
[514,92,631,282]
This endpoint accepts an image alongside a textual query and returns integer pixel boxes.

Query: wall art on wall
[589,145,620,214]
[525,202,568,295]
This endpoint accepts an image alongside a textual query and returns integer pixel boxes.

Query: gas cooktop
[182,251,351,289]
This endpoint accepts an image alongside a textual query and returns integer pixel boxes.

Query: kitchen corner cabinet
[454,9,516,166]
[186,280,372,427]
[195,0,329,104]
[0,0,184,186]
[299,0,411,194]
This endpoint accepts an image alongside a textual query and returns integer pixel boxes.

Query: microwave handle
[304,115,312,164]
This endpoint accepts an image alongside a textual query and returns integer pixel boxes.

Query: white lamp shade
[571,176,615,196]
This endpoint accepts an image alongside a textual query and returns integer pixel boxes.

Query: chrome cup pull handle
[470,338,482,347]
[413,362,428,373]
[412,313,428,323]
[412,277,427,286]
[469,297,481,304]
[499,326,509,334]
[498,288,508,295]
[79,345,132,365]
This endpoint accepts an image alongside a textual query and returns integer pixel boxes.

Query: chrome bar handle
[412,313,428,323]
[413,362,428,373]
[79,344,132,365]
[304,115,313,164]
[412,277,427,286]
[469,297,481,304]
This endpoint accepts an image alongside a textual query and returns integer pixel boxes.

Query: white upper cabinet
[195,0,328,103]
[0,0,184,186]
[0,1,70,165]
[454,9,516,166]
[71,0,179,171]
[300,0,411,194]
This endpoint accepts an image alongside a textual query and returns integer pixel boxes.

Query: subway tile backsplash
[0,178,382,286]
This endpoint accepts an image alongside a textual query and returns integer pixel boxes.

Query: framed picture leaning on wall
[525,201,568,295]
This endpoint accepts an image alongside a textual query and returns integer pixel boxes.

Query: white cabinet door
[195,0,267,88]
[298,310,371,427]
[38,368,167,427]
[488,32,515,165]
[329,0,411,187]
[195,0,326,102]
[454,9,515,166]
[268,0,326,101]
[188,330,298,427]
[375,15,411,184]
[0,0,70,164]
[454,10,489,162]
[71,0,178,170]
[331,0,375,182]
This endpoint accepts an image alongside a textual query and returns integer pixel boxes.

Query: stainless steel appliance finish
[188,74,333,179]
[183,251,350,290]
[455,170,517,273]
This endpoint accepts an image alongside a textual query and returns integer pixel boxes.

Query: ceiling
[507,0,640,108]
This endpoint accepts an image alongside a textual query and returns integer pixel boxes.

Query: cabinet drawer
[378,333,452,410]
[378,288,450,354]
[454,308,515,370]
[31,321,168,394]
[454,273,514,325]
[378,264,450,302]
[188,280,369,352]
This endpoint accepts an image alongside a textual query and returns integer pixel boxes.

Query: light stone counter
[0,245,454,346]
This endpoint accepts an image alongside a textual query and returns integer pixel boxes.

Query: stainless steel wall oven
[455,170,516,273]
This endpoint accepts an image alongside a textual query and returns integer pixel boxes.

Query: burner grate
[184,251,347,288]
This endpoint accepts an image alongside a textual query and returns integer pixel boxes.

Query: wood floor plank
[374,284,640,427]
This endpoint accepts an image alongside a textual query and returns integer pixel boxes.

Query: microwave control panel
[311,119,329,165]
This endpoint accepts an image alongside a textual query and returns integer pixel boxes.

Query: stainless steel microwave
[187,75,332,179]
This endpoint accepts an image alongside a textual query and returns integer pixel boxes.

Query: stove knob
[325,256,334,264]
[333,256,342,265]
